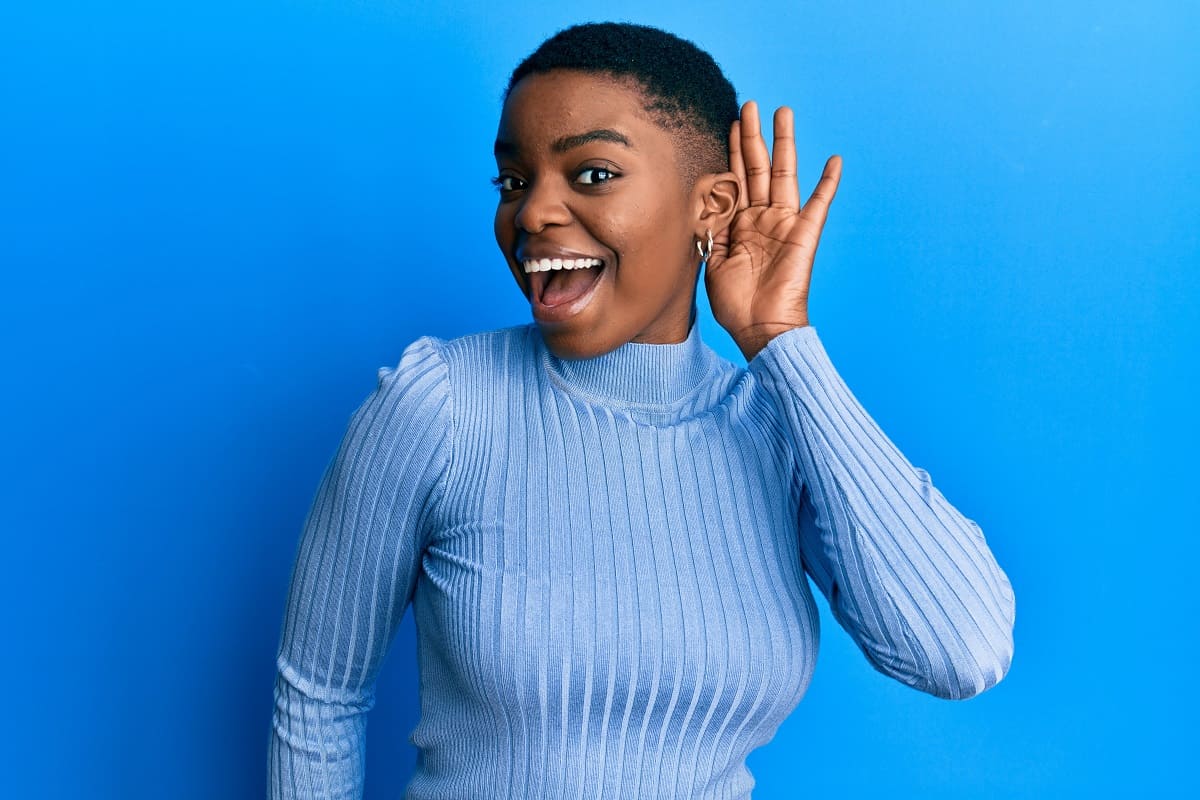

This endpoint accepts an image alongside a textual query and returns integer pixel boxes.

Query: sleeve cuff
[746,324,847,411]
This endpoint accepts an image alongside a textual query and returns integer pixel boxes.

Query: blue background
[3,1,1196,797]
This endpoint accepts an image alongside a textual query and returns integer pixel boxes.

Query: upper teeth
[523,257,602,273]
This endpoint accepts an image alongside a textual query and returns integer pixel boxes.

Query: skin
[493,68,842,362]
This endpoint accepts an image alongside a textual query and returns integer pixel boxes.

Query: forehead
[495,70,670,154]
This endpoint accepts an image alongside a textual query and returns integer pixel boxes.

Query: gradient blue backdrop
[3,1,1196,797]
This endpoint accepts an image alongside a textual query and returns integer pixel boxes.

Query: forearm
[749,325,1015,699]
[267,664,370,799]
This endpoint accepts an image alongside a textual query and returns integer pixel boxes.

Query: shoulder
[373,334,449,405]
[362,333,461,437]
[326,334,457,502]
[434,322,537,364]
[420,322,540,390]
[377,323,528,382]
[371,321,536,420]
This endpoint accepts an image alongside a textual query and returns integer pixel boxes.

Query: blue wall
[3,1,1196,797]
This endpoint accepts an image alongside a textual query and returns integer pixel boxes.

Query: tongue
[542,266,601,306]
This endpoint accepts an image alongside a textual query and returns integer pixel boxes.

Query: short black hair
[503,22,739,188]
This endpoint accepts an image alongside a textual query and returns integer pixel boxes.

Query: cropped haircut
[503,22,740,188]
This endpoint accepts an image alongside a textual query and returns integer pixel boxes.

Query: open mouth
[526,258,607,308]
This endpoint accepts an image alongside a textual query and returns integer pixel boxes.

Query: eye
[576,166,617,185]
[490,174,525,193]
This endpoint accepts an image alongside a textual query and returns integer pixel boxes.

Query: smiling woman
[491,68,733,355]
[267,20,1016,800]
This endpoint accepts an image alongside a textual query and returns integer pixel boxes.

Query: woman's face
[493,69,703,359]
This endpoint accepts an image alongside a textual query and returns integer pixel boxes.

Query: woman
[268,21,1015,799]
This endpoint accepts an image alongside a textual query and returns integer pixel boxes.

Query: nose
[513,178,572,234]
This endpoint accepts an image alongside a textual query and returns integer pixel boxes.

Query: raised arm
[705,100,1013,698]
[268,336,453,797]
[749,326,1015,699]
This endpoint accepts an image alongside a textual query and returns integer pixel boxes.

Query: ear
[692,171,740,238]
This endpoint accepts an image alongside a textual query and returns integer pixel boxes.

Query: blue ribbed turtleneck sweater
[267,318,1015,798]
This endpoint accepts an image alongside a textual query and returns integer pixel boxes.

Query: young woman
[268,22,1015,799]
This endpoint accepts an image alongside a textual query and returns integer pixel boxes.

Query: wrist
[736,320,810,362]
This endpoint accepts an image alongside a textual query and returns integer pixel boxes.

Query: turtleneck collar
[538,312,720,409]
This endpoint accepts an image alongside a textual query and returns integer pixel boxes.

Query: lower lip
[531,266,607,323]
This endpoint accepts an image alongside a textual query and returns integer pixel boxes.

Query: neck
[539,310,716,408]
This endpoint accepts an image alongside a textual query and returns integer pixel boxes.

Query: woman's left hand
[704,100,842,362]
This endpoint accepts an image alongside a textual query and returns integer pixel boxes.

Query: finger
[728,120,749,210]
[770,107,800,210]
[740,100,772,207]
[708,221,732,267]
[798,154,843,232]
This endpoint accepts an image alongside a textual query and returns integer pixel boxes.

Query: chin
[537,323,618,361]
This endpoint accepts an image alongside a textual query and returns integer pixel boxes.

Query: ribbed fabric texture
[267,318,1015,799]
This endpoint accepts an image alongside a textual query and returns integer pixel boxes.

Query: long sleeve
[267,336,454,798]
[748,325,1015,700]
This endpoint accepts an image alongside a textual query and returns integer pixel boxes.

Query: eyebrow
[493,128,634,157]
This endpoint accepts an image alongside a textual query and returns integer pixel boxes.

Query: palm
[704,101,842,361]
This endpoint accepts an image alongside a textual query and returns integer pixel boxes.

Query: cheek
[494,212,525,292]
[493,206,510,246]
[606,201,679,264]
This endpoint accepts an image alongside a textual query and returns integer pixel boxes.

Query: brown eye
[575,167,616,185]
[490,175,525,192]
